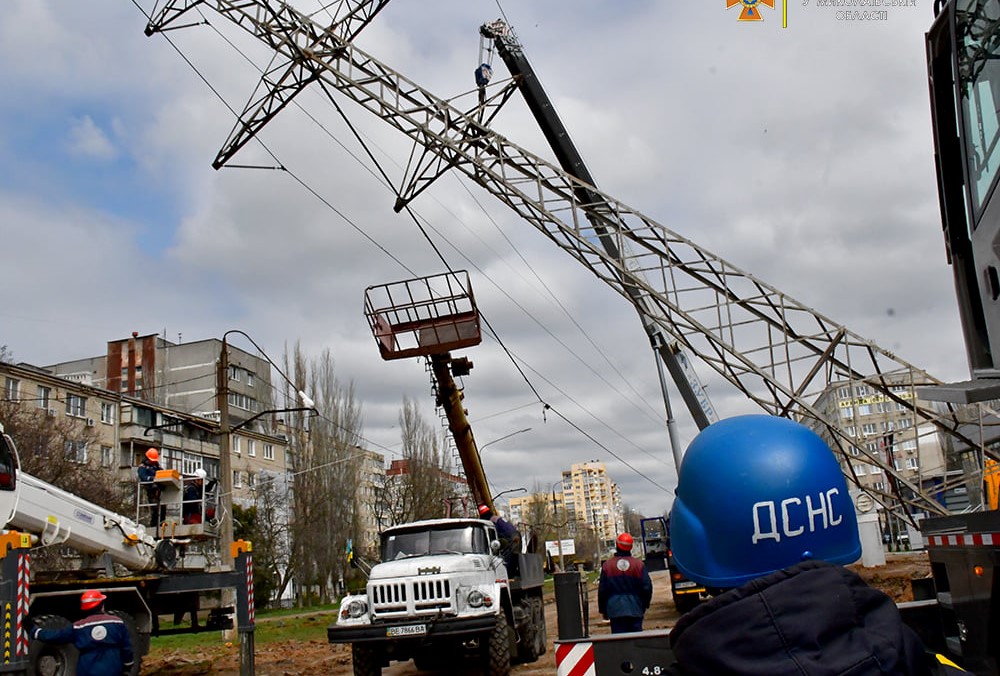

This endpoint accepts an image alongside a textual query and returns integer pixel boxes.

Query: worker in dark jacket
[136,448,164,528]
[478,504,521,575]
[32,590,134,676]
[666,414,965,675]
[598,532,653,633]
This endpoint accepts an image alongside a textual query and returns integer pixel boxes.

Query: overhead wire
[133,0,675,495]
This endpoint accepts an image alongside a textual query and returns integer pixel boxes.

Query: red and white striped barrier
[926,532,999,547]
[556,641,596,676]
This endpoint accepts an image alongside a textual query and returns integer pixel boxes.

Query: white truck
[328,516,546,676]
[0,422,255,676]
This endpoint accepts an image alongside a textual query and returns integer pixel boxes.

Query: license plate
[674,581,699,590]
[387,624,426,637]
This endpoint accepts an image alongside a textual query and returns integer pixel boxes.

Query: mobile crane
[0,422,255,676]
[327,271,546,676]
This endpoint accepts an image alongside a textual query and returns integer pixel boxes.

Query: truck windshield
[382,525,488,560]
[958,0,1000,211]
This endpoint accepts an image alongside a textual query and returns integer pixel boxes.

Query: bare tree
[0,346,12,365]
[286,345,364,606]
[378,397,453,527]
[237,470,294,608]
[0,401,125,512]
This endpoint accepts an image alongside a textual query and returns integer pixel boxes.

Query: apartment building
[560,461,623,548]
[811,374,964,513]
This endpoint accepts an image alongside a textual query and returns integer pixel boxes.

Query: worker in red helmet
[478,504,522,576]
[136,448,164,528]
[598,532,653,634]
[31,590,135,676]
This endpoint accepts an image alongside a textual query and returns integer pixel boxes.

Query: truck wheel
[482,616,511,676]
[351,643,382,676]
[532,597,547,656]
[29,615,78,676]
[107,610,142,676]
[516,600,542,663]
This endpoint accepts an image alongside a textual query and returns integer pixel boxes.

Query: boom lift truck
[0,423,255,676]
[327,271,546,676]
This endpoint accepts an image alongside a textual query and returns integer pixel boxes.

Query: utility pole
[551,486,565,571]
[216,338,234,561]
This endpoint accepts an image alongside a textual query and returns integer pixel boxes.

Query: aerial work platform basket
[364,271,482,360]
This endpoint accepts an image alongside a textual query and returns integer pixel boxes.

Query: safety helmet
[616,532,634,551]
[477,504,491,517]
[81,590,106,611]
[670,415,861,589]
[194,468,207,480]
[145,448,159,462]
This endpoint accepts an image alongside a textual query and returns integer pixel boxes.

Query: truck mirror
[490,540,500,554]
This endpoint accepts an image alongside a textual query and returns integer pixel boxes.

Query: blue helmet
[670,415,861,588]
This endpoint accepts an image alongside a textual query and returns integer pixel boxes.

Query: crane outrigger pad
[364,271,482,360]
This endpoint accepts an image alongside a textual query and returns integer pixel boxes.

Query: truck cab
[330,517,545,676]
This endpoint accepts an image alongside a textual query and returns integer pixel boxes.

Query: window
[906,457,919,470]
[36,385,51,409]
[101,446,114,468]
[857,404,872,416]
[120,446,132,467]
[247,372,254,387]
[853,464,867,476]
[64,440,87,464]
[871,481,886,492]
[233,471,243,488]
[65,394,87,417]
[247,473,256,489]
[263,443,274,460]
[228,365,241,382]
[4,378,20,402]
[861,423,878,435]
[849,445,860,456]
[837,387,851,399]
[844,426,856,437]
[855,385,871,396]
[232,437,241,455]
[901,439,918,452]
[896,418,913,429]
[248,439,256,457]
[100,402,116,424]
[227,392,257,412]
[869,465,883,475]
[881,421,894,432]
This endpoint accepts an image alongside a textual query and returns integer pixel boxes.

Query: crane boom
[477,19,718,438]
[145,0,987,516]
[0,429,160,571]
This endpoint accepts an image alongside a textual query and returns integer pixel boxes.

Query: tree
[376,396,454,527]
[0,400,126,513]
[0,346,12,365]
[234,470,294,608]
[286,345,364,606]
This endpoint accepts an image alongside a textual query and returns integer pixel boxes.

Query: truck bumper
[328,614,496,644]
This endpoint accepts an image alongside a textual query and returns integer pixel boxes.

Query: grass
[147,604,339,654]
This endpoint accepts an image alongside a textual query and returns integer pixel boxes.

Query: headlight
[466,589,492,608]
[341,599,368,619]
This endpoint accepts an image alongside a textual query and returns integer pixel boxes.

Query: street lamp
[551,479,566,571]
[478,427,532,454]
[492,487,527,502]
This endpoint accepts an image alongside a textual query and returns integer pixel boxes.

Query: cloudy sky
[0,0,970,519]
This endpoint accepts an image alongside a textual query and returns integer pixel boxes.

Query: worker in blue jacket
[598,532,653,633]
[665,414,965,675]
[32,590,134,676]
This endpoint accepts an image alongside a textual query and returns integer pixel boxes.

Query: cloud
[66,116,118,161]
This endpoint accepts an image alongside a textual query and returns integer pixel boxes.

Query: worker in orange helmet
[598,532,653,633]
[31,590,135,675]
[136,448,164,528]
